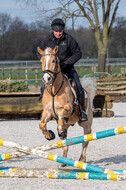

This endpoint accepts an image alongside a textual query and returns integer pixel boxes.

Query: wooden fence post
[121,68,126,74]
[108,65,112,74]
[35,69,38,83]
[9,69,12,80]
[25,69,28,83]
[2,68,4,80]
[92,66,96,73]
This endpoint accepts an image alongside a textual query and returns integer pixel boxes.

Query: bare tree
[0,13,12,59]
[74,0,121,72]
[18,0,121,72]
[48,0,121,72]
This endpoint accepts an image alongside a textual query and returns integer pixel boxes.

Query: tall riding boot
[79,89,88,121]
[39,83,45,101]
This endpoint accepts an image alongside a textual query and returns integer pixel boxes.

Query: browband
[41,53,56,56]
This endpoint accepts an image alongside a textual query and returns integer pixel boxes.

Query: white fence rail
[0,58,126,84]
[0,58,126,69]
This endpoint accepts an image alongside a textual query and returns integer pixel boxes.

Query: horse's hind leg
[79,121,92,162]
[58,143,69,168]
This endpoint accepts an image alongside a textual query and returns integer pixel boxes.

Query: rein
[50,75,64,118]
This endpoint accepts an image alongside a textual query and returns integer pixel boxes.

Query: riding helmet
[51,18,65,31]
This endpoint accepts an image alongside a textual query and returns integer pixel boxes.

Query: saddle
[68,78,78,103]
[64,75,87,116]
[64,75,79,116]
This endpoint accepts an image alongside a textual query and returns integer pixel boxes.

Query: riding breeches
[63,67,87,115]
[62,67,83,92]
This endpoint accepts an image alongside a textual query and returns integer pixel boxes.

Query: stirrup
[79,111,88,122]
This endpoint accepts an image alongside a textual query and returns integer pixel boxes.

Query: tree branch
[93,0,100,27]
[108,0,121,35]
[105,0,112,21]
[102,0,105,23]
[74,0,95,29]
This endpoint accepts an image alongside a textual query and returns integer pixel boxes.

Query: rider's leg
[62,67,74,79]
[72,69,88,121]
[78,89,88,121]
[39,83,45,101]
[63,67,87,121]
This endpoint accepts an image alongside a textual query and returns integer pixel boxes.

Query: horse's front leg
[57,119,67,139]
[39,110,55,140]
[57,104,72,139]
[57,122,69,168]
[57,104,72,167]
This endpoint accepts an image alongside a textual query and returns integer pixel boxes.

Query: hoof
[79,156,86,163]
[58,129,67,140]
[46,130,55,140]
[58,163,67,168]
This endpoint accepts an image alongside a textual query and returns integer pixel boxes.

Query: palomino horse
[38,46,97,163]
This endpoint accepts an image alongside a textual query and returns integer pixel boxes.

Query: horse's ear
[37,47,44,55]
[52,46,58,54]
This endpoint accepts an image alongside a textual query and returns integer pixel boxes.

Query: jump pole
[0,168,126,181]
[0,167,125,176]
[0,126,125,162]
[0,138,124,175]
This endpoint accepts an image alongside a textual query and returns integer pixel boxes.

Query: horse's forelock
[45,47,52,55]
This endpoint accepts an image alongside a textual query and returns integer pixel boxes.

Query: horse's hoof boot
[59,129,67,139]
[47,130,55,140]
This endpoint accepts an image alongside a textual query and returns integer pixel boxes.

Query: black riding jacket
[40,32,82,70]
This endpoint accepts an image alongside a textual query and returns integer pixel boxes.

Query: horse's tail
[81,77,97,108]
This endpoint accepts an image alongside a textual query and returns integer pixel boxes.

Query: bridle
[41,53,64,118]
[42,53,59,81]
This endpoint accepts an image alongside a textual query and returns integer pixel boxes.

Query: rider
[39,18,87,122]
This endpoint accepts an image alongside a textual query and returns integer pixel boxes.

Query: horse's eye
[52,60,55,64]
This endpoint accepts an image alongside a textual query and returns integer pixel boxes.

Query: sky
[0,0,126,28]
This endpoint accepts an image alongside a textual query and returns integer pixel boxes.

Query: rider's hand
[60,61,67,71]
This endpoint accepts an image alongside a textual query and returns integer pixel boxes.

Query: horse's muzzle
[43,73,53,85]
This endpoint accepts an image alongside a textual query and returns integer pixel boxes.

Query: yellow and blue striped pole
[60,126,126,147]
[0,168,125,180]
[0,126,125,161]
[0,138,124,175]
[51,171,126,181]
[0,151,25,161]
[0,167,18,177]
[62,168,126,175]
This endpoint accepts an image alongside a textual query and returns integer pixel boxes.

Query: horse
[37,46,97,163]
